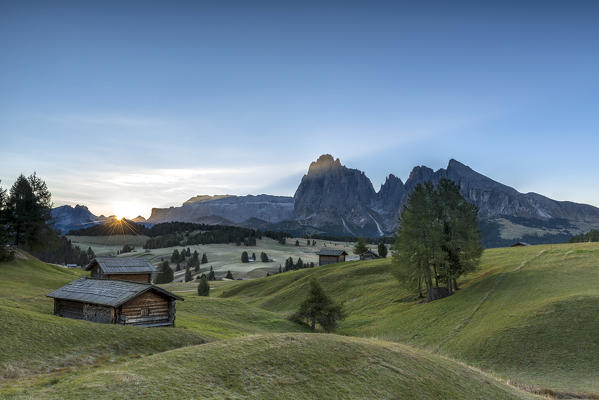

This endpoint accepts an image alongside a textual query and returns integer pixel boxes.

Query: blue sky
[1,1,598,218]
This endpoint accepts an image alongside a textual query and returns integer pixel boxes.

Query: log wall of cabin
[119,291,172,326]
[318,255,345,266]
[54,299,115,323]
[104,273,151,283]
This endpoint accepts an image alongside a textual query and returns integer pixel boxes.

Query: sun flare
[111,201,144,221]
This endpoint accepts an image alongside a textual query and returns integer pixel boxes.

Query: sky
[1,0,598,219]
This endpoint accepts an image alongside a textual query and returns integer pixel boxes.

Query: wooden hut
[47,278,183,327]
[316,249,348,266]
[85,257,155,283]
[510,242,531,247]
[359,250,380,260]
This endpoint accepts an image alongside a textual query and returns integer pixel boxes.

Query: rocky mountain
[51,205,101,234]
[290,155,599,245]
[51,155,599,247]
[147,194,294,225]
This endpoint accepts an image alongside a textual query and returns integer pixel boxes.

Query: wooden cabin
[316,249,348,266]
[85,257,155,283]
[47,278,183,327]
[510,242,531,247]
[359,250,380,260]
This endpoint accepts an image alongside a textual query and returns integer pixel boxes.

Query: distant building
[47,278,183,327]
[85,257,156,283]
[359,250,380,260]
[510,242,531,247]
[316,249,348,266]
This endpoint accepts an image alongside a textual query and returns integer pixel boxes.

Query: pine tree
[251,252,256,261]
[197,276,210,296]
[86,246,95,260]
[290,279,345,332]
[296,257,303,269]
[154,261,174,284]
[5,174,52,248]
[208,266,215,281]
[171,249,180,263]
[278,264,282,273]
[201,253,208,264]
[377,242,388,258]
[295,240,300,246]
[225,270,234,280]
[185,265,192,282]
[176,263,181,271]
[260,252,268,262]
[353,237,368,255]
[241,251,249,263]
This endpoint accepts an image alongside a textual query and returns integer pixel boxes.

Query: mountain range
[53,155,599,247]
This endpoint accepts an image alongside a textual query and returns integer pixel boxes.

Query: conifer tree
[241,251,249,263]
[201,253,208,264]
[197,276,210,296]
[353,237,368,255]
[155,261,174,284]
[208,266,215,281]
[225,270,234,280]
[185,265,192,282]
[290,279,345,332]
[377,242,388,258]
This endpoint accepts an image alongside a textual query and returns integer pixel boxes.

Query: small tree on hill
[155,261,174,284]
[241,251,249,263]
[296,257,303,269]
[290,279,345,332]
[185,265,192,282]
[208,266,215,281]
[201,253,208,264]
[260,252,268,262]
[378,242,388,258]
[252,252,256,261]
[353,237,368,255]
[225,270,234,280]
[171,249,180,263]
[197,276,210,296]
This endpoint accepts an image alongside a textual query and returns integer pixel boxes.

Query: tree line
[0,175,93,265]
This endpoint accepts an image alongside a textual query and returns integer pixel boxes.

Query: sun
[111,201,144,221]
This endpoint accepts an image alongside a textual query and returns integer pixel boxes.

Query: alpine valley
[53,155,599,247]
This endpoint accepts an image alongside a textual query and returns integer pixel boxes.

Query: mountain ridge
[53,155,599,246]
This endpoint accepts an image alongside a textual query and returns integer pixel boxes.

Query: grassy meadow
[68,235,371,280]
[1,241,598,398]
[217,242,599,394]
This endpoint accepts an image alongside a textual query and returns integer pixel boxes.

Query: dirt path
[433,250,546,353]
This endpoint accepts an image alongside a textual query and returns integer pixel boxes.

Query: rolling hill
[0,252,303,387]
[217,242,599,394]
[13,334,535,400]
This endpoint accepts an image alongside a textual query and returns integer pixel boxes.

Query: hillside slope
[18,334,535,400]
[218,242,599,393]
[0,254,303,382]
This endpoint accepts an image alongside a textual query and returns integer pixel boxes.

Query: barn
[47,278,183,327]
[316,249,348,266]
[85,257,155,283]
[359,250,380,260]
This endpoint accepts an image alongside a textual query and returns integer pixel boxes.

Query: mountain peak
[307,154,342,174]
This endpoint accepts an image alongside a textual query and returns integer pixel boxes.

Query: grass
[12,333,535,400]
[69,235,371,279]
[0,252,304,390]
[218,242,599,393]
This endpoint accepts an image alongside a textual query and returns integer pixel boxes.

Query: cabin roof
[360,250,380,257]
[316,249,348,257]
[84,257,156,274]
[47,278,183,307]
